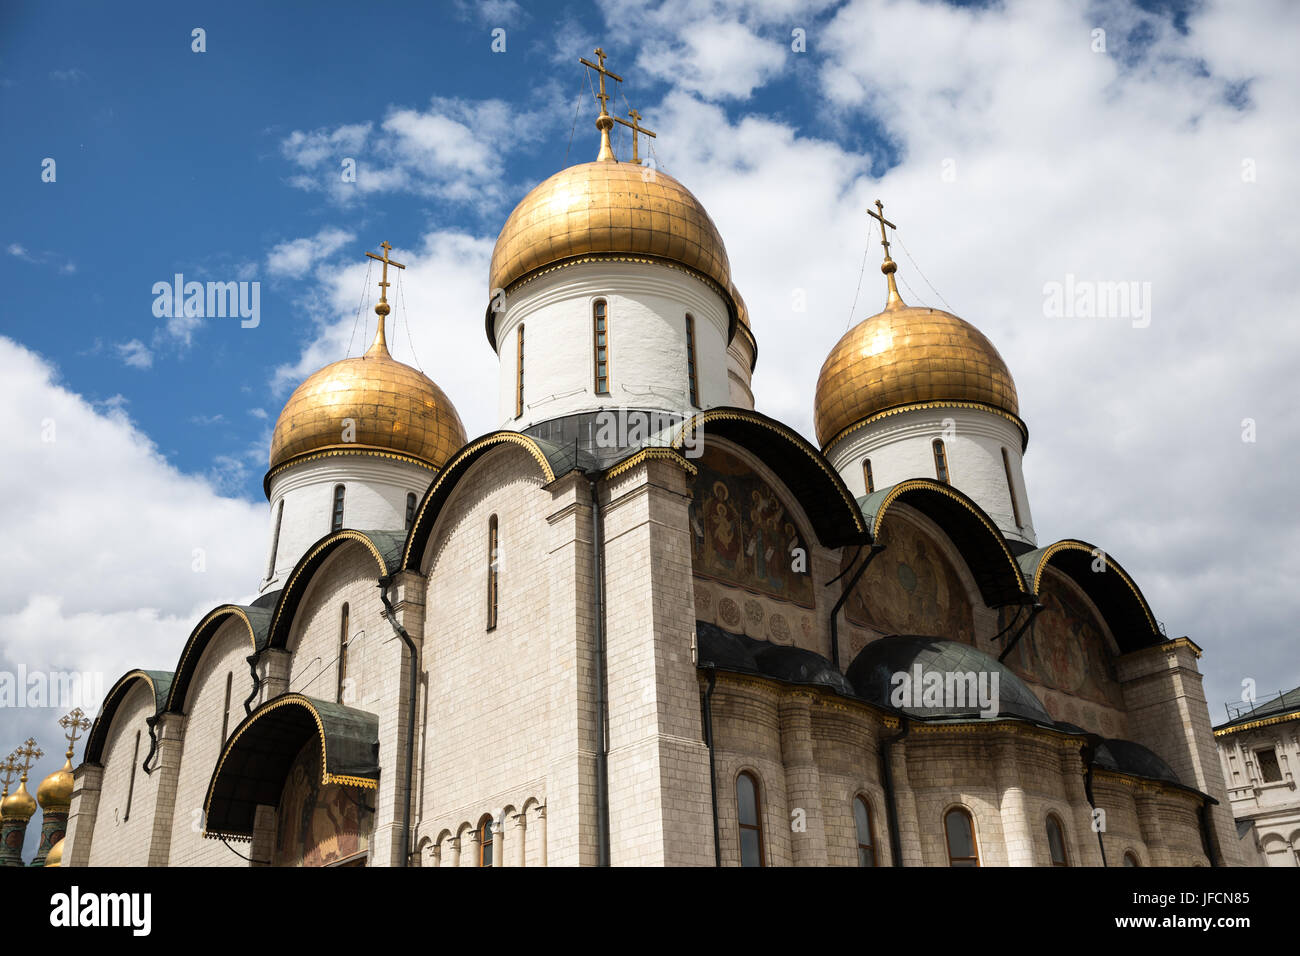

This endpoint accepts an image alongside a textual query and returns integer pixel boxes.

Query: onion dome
[37,757,74,810]
[486,146,746,346]
[2,779,37,822]
[814,206,1019,450]
[268,278,467,477]
[44,838,64,867]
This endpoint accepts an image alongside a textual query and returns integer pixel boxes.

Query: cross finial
[579,47,624,161]
[866,199,905,309]
[363,241,406,356]
[14,738,43,783]
[614,108,656,165]
[0,752,19,798]
[59,708,91,761]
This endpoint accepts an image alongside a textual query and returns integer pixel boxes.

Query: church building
[9,50,1248,867]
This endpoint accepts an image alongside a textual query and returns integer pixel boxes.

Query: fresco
[273,738,373,867]
[689,448,814,608]
[845,516,975,643]
[1002,571,1125,710]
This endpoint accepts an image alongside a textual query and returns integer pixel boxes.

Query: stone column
[1060,747,1104,867]
[425,840,440,868]
[146,712,185,866]
[464,828,481,867]
[510,810,527,867]
[778,692,828,866]
[64,763,103,868]
[443,835,460,868]
[993,740,1035,866]
[533,804,547,867]
[1133,789,1171,866]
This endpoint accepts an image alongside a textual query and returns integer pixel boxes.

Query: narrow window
[685,313,699,407]
[405,492,417,532]
[516,324,525,417]
[331,484,346,532]
[854,796,877,867]
[267,499,284,580]
[1123,851,1140,867]
[1046,814,1069,866]
[932,438,949,484]
[337,603,350,703]
[944,807,979,866]
[220,671,233,743]
[593,299,609,394]
[487,515,499,631]
[124,730,141,822]
[1257,747,1283,783]
[1001,447,1023,528]
[479,818,494,867]
[736,772,765,867]
[862,458,874,495]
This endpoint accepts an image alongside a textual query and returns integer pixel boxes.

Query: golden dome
[814,300,1020,450]
[487,160,745,343]
[37,757,74,809]
[268,324,467,475]
[2,779,37,822]
[44,837,64,867]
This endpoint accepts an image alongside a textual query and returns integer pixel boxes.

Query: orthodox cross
[14,737,43,782]
[59,707,91,760]
[365,241,406,305]
[867,199,896,261]
[579,47,623,117]
[614,108,656,164]
[0,752,18,797]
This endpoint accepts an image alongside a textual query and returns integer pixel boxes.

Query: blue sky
[2,0,1298,853]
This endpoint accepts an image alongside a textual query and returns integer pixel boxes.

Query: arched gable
[166,605,269,714]
[862,479,1028,608]
[670,407,868,548]
[402,431,575,572]
[84,669,173,765]
[202,693,379,842]
[1018,540,1161,652]
[267,529,404,650]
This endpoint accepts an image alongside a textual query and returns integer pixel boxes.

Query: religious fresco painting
[1001,572,1125,711]
[845,517,975,643]
[688,448,814,608]
[272,738,373,867]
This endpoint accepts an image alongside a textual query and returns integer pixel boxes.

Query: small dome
[44,837,65,867]
[1,780,37,822]
[488,161,745,343]
[846,635,1052,723]
[269,336,467,474]
[37,757,74,809]
[814,303,1019,450]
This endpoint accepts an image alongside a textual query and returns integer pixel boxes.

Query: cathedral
[4,50,1250,867]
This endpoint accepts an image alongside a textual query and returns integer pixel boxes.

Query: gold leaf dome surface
[814,304,1020,449]
[44,837,64,867]
[488,161,745,337]
[37,758,74,809]
[2,780,37,821]
[269,340,467,473]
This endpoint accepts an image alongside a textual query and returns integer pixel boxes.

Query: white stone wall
[87,681,159,866]
[827,405,1036,547]
[492,261,734,429]
[167,618,257,866]
[1217,723,1300,866]
[262,455,436,595]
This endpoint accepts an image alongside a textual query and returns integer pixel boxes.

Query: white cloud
[266,226,355,278]
[115,339,153,369]
[0,337,266,845]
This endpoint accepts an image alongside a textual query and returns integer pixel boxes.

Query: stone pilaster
[146,712,185,866]
[889,737,924,866]
[1133,788,1171,865]
[64,762,103,868]
[778,693,828,865]
[533,804,547,866]
[993,740,1035,865]
[258,648,292,703]
[510,810,527,867]
[250,803,276,867]
[1060,748,1105,867]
